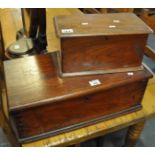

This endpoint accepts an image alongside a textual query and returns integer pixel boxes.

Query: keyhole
[104,37,109,40]
[84,96,91,101]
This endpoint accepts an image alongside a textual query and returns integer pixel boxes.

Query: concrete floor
[0,129,11,147]
[0,35,155,147]
[136,118,155,147]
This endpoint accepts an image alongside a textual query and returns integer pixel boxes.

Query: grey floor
[136,118,155,147]
[0,35,155,147]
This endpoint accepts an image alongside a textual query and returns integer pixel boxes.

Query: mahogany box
[3,53,152,144]
[54,13,153,77]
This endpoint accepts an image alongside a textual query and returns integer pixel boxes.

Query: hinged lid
[54,13,153,38]
[4,53,152,112]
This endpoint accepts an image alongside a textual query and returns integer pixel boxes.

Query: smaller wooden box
[3,54,152,144]
[54,13,153,77]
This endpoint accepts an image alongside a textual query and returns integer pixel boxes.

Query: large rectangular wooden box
[54,13,153,77]
[3,54,152,144]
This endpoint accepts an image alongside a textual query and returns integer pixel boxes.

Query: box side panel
[61,34,148,73]
[10,79,147,143]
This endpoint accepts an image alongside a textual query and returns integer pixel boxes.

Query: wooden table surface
[0,8,155,147]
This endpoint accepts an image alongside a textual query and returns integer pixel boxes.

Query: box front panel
[11,80,147,143]
[61,34,147,73]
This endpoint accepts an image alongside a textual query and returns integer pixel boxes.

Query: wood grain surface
[21,75,155,147]
[3,53,152,143]
[54,13,153,38]
[1,8,155,147]
[60,35,147,73]
[54,13,152,76]
[4,53,152,111]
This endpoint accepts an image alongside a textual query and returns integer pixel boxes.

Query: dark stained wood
[3,53,152,111]
[54,13,153,76]
[54,13,153,37]
[61,35,147,73]
[3,53,152,144]
[11,80,145,143]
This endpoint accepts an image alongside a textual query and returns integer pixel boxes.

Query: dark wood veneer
[54,13,153,77]
[3,53,152,143]
[54,13,153,37]
[61,35,147,73]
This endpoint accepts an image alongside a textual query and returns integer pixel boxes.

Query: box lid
[54,13,153,38]
[3,53,152,112]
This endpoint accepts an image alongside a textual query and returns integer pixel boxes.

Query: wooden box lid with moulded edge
[53,13,153,77]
